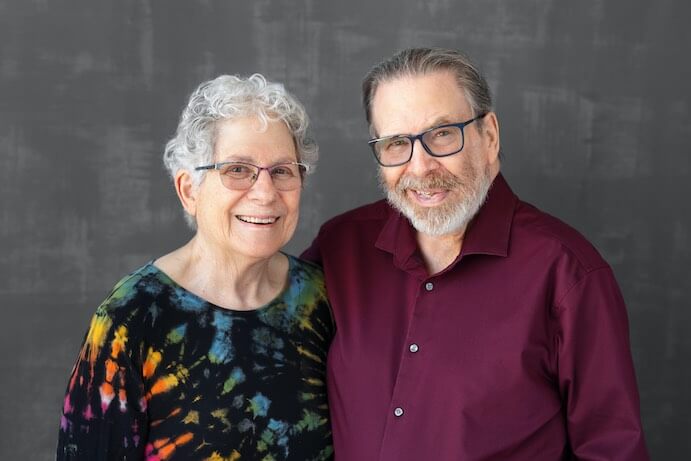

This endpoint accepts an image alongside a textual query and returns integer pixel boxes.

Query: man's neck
[416,227,466,275]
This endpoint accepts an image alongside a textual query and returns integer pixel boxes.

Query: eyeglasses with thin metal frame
[195,161,310,191]
[368,113,488,167]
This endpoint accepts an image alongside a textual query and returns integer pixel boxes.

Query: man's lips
[407,188,448,206]
[236,215,279,225]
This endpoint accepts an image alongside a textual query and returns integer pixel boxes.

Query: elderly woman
[57,74,334,460]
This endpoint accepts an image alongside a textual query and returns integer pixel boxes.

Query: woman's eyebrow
[216,154,296,165]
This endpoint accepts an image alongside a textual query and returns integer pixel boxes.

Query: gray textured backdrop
[1,0,689,459]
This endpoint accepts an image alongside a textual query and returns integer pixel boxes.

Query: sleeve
[300,228,324,266]
[554,267,649,461]
[57,306,148,460]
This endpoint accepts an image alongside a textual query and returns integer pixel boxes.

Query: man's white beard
[380,164,492,237]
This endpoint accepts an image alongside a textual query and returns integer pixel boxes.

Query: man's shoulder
[318,199,391,234]
[513,199,609,273]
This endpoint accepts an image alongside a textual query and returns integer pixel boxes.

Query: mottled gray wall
[1,0,689,459]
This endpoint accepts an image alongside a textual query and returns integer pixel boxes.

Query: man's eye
[434,129,451,137]
[384,138,409,150]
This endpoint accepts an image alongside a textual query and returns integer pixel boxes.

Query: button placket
[384,276,439,435]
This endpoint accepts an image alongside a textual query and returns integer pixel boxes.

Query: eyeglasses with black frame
[194,161,309,191]
[368,113,487,167]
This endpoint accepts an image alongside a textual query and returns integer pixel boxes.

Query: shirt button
[393,407,404,417]
[425,282,434,291]
[409,343,419,353]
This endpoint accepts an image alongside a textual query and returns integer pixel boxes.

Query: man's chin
[387,193,465,236]
[410,211,468,236]
[386,176,493,237]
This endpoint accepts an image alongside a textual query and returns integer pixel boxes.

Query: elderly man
[303,48,648,460]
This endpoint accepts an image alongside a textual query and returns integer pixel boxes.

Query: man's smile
[407,188,449,206]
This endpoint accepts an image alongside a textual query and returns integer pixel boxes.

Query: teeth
[237,216,278,224]
[415,190,435,197]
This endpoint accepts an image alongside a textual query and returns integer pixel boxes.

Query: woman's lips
[236,215,279,224]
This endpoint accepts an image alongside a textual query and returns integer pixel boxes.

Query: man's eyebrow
[427,116,456,128]
[377,117,458,139]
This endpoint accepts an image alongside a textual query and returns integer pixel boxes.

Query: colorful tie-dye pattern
[57,255,334,461]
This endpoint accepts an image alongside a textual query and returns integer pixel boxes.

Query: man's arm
[555,266,649,461]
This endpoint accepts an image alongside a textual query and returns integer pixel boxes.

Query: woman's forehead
[214,116,297,163]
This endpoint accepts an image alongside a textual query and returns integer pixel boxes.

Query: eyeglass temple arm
[194,164,219,171]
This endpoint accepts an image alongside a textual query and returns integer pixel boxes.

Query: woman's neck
[154,236,289,310]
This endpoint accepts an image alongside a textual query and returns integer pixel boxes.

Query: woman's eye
[271,166,295,177]
[224,164,253,176]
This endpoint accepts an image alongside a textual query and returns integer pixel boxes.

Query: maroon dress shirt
[302,174,648,460]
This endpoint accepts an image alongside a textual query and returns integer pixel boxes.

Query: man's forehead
[371,71,472,135]
[373,111,461,136]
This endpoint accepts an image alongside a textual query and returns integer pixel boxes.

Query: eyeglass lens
[217,162,304,191]
[374,125,465,166]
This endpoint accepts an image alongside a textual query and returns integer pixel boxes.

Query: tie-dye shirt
[57,255,335,461]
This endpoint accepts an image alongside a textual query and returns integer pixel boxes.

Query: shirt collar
[375,173,517,270]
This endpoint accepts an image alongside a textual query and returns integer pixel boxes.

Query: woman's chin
[227,235,291,261]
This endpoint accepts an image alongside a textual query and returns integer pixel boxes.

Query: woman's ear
[174,170,198,220]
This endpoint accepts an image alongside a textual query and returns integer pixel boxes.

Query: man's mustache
[394,171,462,192]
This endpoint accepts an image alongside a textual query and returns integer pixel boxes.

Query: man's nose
[406,138,440,175]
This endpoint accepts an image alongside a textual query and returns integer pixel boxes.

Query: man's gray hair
[362,47,493,134]
[163,73,318,227]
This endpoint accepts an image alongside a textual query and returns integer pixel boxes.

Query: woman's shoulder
[284,254,332,316]
[267,254,334,339]
[95,262,168,319]
[286,254,326,292]
[287,253,324,277]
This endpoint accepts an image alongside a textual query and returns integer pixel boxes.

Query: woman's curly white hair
[163,74,318,227]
